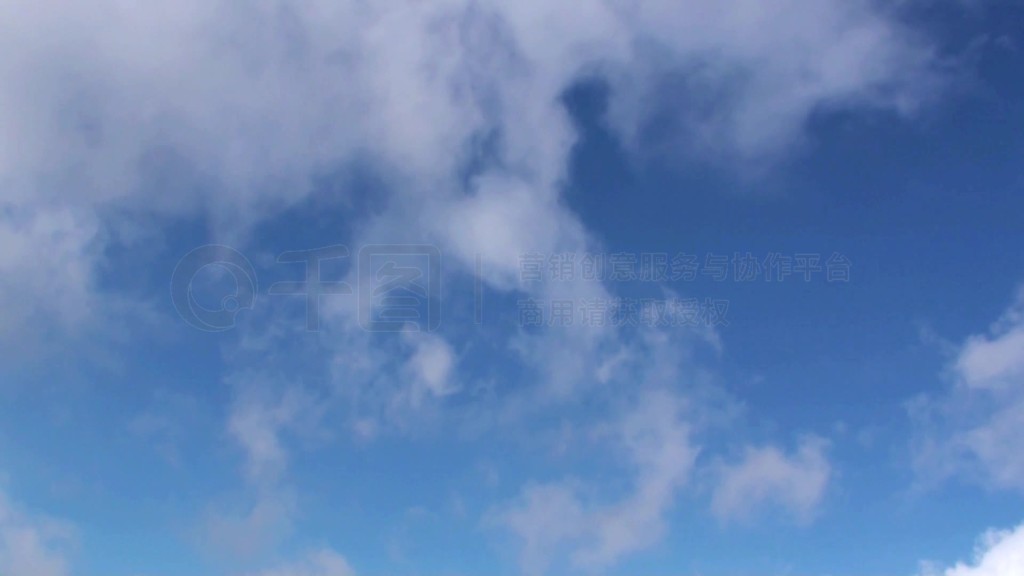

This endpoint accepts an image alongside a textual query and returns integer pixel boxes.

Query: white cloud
[0,488,73,576]
[211,376,353,571]
[205,490,297,564]
[0,2,953,572]
[492,389,698,575]
[710,437,832,524]
[575,390,699,568]
[604,0,941,162]
[0,208,100,358]
[912,288,1024,491]
[440,175,572,288]
[496,483,588,576]
[0,0,943,352]
[404,332,458,405]
[482,304,739,575]
[227,378,326,486]
[919,522,1024,576]
[205,376,328,563]
[955,291,1024,391]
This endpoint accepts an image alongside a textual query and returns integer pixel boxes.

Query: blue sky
[2,1,1024,575]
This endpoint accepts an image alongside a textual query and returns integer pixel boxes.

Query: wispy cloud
[491,389,698,576]
[0,487,73,576]
[912,287,1024,491]
[710,436,832,524]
